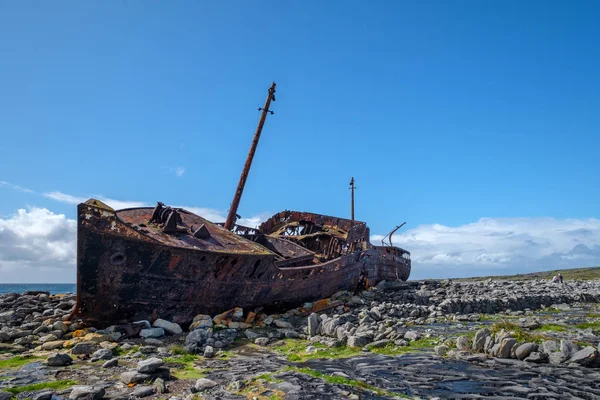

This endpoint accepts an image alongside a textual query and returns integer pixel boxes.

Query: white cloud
[176,206,270,228]
[168,167,186,177]
[372,217,600,279]
[0,208,76,283]
[43,191,86,204]
[0,181,33,193]
[43,191,148,210]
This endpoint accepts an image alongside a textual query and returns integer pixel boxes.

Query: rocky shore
[2,278,600,399]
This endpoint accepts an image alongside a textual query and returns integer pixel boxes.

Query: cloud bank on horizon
[1,190,599,282]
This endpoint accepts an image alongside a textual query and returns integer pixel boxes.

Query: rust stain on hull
[69,200,411,326]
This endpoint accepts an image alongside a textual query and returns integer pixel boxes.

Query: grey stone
[567,346,598,366]
[285,330,300,339]
[39,334,58,343]
[69,386,105,400]
[244,329,266,340]
[102,358,118,368]
[308,313,321,336]
[121,371,151,384]
[347,335,371,348]
[472,328,490,352]
[560,340,579,359]
[456,336,470,351]
[133,386,154,398]
[498,338,517,359]
[434,345,449,356]
[137,357,164,373]
[91,348,114,361]
[254,337,270,346]
[548,352,567,365]
[32,391,53,400]
[53,321,69,334]
[404,330,421,341]
[0,391,13,400]
[366,339,389,349]
[152,319,182,335]
[515,343,538,360]
[153,378,167,395]
[274,320,293,329]
[203,345,214,358]
[140,328,165,338]
[195,378,218,391]
[41,340,66,351]
[185,328,211,347]
[542,340,559,354]
[524,352,549,363]
[71,342,97,355]
[47,352,73,366]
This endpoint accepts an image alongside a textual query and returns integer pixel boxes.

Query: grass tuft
[2,380,77,395]
[534,324,568,332]
[490,322,549,344]
[273,339,360,362]
[575,322,600,330]
[0,356,43,370]
[285,366,411,398]
[371,337,439,356]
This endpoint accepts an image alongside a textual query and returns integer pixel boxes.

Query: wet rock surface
[2,279,600,399]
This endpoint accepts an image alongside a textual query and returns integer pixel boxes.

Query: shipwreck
[68,83,411,326]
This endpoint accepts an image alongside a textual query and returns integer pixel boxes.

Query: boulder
[515,343,538,360]
[102,358,118,368]
[274,320,293,329]
[404,331,421,341]
[308,313,321,336]
[567,346,598,366]
[69,386,105,400]
[498,338,517,359]
[140,328,165,338]
[152,319,182,335]
[347,335,371,348]
[91,348,114,361]
[456,336,470,351]
[132,386,154,398]
[472,328,490,352]
[548,352,567,365]
[560,340,579,359]
[121,371,151,384]
[71,342,97,355]
[542,340,559,354]
[137,357,164,373]
[204,345,215,358]
[524,352,549,363]
[195,378,218,391]
[434,345,449,356]
[47,353,73,366]
[189,315,213,330]
[41,340,66,351]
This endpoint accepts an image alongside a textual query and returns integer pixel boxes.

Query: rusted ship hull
[70,200,411,326]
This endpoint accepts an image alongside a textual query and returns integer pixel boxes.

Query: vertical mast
[350,177,355,221]
[224,82,276,230]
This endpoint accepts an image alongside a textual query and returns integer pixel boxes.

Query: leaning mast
[224,82,277,230]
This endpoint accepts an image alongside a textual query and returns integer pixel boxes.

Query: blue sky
[1,1,599,282]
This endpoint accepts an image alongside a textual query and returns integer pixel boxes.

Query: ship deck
[116,208,273,255]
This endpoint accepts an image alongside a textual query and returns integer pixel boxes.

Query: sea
[0,284,76,295]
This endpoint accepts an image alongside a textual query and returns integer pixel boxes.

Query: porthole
[110,252,127,266]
